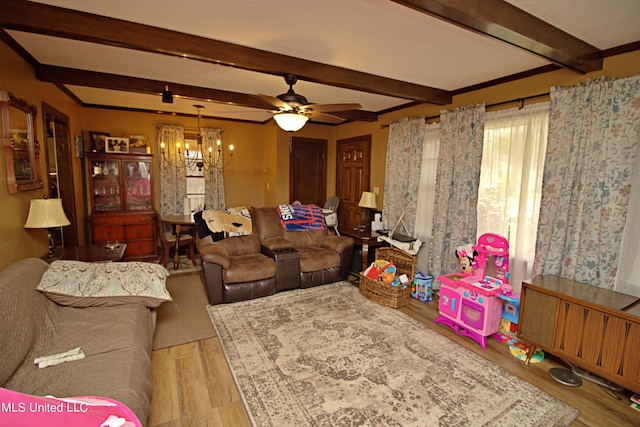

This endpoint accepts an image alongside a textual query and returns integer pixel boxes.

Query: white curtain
[414,122,440,275]
[201,128,226,210]
[477,103,549,291]
[157,124,186,216]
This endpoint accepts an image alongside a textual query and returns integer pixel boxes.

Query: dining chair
[154,210,197,268]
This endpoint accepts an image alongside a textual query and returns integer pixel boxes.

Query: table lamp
[358,191,377,229]
[24,197,71,258]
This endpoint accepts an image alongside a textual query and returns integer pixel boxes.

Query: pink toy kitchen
[435,233,511,349]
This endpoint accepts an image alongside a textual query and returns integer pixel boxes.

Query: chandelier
[160,105,233,171]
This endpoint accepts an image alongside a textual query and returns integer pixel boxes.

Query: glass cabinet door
[90,159,121,212]
[124,160,151,210]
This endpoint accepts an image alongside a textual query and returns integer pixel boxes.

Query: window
[184,137,205,211]
[477,103,549,288]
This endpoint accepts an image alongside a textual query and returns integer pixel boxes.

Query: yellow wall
[0,41,85,267]
[1,33,639,271]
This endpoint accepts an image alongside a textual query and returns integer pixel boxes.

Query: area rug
[207,282,580,427]
[153,273,215,350]
[159,254,202,277]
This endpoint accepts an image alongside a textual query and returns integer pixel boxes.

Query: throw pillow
[37,260,171,308]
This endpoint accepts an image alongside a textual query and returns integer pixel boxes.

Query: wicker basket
[359,247,416,308]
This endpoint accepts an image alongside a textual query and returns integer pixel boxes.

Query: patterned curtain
[533,75,640,289]
[382,117,426,235]
[201,128,226,210]
[429,104,485,278]
[157,124,186,216]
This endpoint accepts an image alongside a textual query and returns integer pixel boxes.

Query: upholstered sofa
[0,258,166,426]
[250,206,354,288]
[195,206,354,304]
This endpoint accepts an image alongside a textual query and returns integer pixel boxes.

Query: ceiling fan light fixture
[274,112,309,132]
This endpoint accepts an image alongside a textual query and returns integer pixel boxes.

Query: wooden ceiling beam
[391,0,603,73]
[36,65,276,110]
[36,65,380,122]
[0,0,451,105]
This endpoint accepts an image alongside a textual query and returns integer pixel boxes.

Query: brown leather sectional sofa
[196,206,354,304]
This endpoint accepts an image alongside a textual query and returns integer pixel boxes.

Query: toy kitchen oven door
[435,234,509,349]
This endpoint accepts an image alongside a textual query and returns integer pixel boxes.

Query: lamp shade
[24,198,70,229]
[273,112,309,132]
[358,191,377,209]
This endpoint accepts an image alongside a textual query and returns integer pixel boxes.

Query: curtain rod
[380,92,550,128]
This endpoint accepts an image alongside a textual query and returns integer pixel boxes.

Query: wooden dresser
[518,275,640,393]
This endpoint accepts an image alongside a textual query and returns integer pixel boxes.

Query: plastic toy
[411,271,433,303]
[435,233,510,349]
[455,244,477,276]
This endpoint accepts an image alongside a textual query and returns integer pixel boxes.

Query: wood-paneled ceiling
[1,0,639,124]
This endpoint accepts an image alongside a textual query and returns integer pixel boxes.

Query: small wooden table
[340,228,385,273]
[162,213,196,270]
[44,244,127,263]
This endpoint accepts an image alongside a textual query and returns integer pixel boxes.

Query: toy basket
[359,247,416,308]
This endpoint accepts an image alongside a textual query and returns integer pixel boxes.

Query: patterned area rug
[159,254,201,277]
[207,283,580,426]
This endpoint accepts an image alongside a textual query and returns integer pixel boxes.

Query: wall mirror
[1,90,43,193]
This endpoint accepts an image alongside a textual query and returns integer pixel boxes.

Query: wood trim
[391,0,603,73]
[1,0,451,104]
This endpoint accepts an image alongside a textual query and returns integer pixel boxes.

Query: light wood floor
[147,281,639,427]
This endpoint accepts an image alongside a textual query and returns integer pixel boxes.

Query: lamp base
[47,229,57,259]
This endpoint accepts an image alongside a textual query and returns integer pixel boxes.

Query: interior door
[289,137,327,206]
[42,103,78,247]
[336,135,371,231]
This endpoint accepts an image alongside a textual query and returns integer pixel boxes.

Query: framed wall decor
[129,134,148,154]
[74,134,83,158]
[105,137,129,153]
[89,131,110,152]
[1,90,44,193]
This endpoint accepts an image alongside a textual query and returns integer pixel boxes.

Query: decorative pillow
[37,260,171,308]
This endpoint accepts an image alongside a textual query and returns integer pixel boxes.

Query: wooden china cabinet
[87,152,157,262]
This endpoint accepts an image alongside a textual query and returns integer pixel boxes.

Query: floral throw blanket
[277,204,327,231]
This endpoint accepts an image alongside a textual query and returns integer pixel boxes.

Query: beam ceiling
[391,0,603,73]
[0,0,607,118]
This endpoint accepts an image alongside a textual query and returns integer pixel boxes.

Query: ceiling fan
[257,74,362,131]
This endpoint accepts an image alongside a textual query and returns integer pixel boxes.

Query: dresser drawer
[124,239,156,257]
[125,223,153,240]
[92,225,125,242]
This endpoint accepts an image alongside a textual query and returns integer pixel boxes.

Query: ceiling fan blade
[255,94,290,110]
[304,103,362,113]
[308,112,345,124]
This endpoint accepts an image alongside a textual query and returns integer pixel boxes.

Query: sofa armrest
[262,236,295,251]
[199,244,231,269]
[201,261,224,305]
[318,235,355,253]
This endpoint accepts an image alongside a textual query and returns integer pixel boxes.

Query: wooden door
[42,103,78,247]
[336,135,371,231]
[289,137,327,206]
